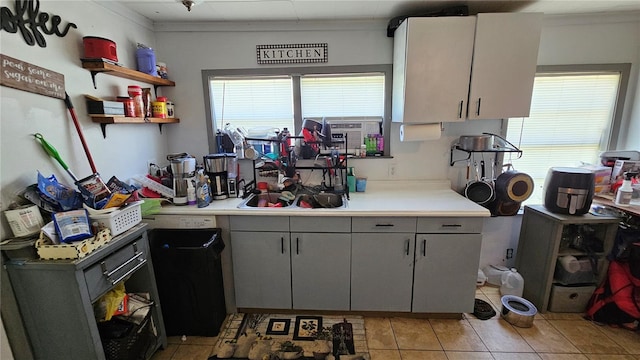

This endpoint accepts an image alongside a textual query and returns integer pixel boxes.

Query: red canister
[127,85,144,118]
[83,36,118,62]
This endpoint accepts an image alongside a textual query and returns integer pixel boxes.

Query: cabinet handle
[405,239,410,256]
[458,100,463,118]
[422,239,426,257]
[101,243,145,285]
[296,237,299,255]
[281,237,285,254]
[375,224,394,227]
[476,98,482,116]
[441,224,462,228]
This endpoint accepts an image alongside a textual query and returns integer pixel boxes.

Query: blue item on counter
[37,172,83,211]
[53,209,92,243]
[356,177,367,192]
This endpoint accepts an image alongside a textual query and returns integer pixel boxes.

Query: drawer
[352,217,416,233]
[85,238,148,302]
[230,216,289,232]
[417,217,483,233]
[290,216,351,233]
[548,285,596,312]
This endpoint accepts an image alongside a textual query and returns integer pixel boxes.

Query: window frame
[503,63,631,149]
[202,64,393,156]
[501,63,631,206]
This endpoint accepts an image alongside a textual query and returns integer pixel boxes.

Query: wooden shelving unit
[81,58,180,137]
[90,116,180,138]
[81,59,175,90]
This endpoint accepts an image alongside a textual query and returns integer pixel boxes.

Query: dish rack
[89,201,143,236]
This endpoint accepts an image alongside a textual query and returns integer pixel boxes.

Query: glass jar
[127,85,144,117]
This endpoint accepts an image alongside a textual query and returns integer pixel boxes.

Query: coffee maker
[204,153,235,200]
[168,154,196,205]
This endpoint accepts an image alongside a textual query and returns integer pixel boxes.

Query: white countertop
[150,180,491,217]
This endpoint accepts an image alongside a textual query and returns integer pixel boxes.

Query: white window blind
[506,72,621,205]
[211,76,294,132]
[301,73,385,118]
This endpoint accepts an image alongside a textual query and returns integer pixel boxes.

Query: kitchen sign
[0,54,65,99]
[257,43,328,64]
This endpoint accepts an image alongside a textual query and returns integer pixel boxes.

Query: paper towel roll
[559,255,580,273]
[400,123,441,142]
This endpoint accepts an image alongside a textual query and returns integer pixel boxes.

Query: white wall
[0,0,167,238]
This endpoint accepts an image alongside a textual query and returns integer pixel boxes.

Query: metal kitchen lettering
[257,43,328,64]
[1,0,77,48]
[0,54,65,99]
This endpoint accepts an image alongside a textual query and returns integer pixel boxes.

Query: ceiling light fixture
[181,0,197,12]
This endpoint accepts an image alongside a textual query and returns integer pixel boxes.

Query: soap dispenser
[615,172,636,206]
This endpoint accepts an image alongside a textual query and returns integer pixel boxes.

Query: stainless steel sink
[237,191,347,209]
[295,193,347,209]
[237,192,295,208]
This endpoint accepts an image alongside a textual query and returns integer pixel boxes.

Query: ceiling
[115,0,640,23]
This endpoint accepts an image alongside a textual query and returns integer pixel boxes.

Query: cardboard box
[611,160,640,182]
[86,100,125,115]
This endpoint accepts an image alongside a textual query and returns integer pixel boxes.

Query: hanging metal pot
[464,160,495,205]
[457,134,494,151]
[495,171,534,203]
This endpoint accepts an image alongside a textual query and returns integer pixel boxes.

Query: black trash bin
[149,228,226,337]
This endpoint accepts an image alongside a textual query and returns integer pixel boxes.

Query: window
[202,65,392,155]
[505,64,631,205]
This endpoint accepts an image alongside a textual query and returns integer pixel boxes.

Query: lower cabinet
[229,215,483,313]
[351,232,415,311]
[231,230,292,309]
[412,233,482,313]
[291,232,351,310]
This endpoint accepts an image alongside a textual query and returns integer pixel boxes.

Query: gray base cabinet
[291,232,351,310]
[5,223,167,360]
[230,230,292,309]
[413,233,482,313]
[229,215,483,314]
[351,232,415,311]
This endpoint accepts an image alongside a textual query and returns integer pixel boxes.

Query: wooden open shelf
[90,116,179,137]
[81,59,175,89]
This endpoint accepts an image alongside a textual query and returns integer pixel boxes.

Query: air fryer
[543,167,595,215]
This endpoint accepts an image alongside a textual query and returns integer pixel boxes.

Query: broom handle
[65,92,98,174]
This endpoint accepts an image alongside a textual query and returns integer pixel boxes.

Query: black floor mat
[473,298,497,320]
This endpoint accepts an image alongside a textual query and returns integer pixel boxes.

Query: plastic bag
[53,209,92,243]
[95,283,128,321]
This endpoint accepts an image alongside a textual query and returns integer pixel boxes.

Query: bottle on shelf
[615,172,636,206]
[127,85,144,117]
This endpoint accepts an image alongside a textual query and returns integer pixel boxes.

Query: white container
[500,268,524,297]
[89,201,142,236]
[4,204,44,237]
[483,264,510,286]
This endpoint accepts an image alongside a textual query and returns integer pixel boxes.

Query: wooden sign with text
[0,54,65,99]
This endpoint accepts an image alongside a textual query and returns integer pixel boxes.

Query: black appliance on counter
[543,167,595,215]
[148,228,226,336]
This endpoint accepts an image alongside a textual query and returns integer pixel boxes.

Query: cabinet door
[290,232,351,310]
[231,231,292,309]
[413,233,481,313]
[351,233,415,311]
[467,12,542,120]
[392,16,476,123]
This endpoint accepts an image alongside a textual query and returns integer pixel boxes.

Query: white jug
[500,268,524,297]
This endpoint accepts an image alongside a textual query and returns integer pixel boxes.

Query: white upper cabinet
[393,16,476,123]
[468,13,543,120]
[392,13,542,124]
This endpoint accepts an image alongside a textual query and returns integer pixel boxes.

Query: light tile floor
[151,285,640,360]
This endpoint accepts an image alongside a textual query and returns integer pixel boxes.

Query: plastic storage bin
[548,284,596,312]
[89,202,142,236]
[554,257,598,285]
[148,228,226,336]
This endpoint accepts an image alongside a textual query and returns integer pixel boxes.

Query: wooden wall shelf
[90,116,179,137]
[81,59,175,90]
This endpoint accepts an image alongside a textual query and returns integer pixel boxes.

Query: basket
[99,303,156,360]
[36,228,112,260]
[90,202,142,236]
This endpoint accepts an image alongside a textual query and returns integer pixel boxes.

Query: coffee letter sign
[0,54,65,99]
[1,0,77,48]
